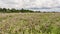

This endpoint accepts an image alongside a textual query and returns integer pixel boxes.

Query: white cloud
[0,0,60,9]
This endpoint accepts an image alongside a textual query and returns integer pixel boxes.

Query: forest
[0,8,41,13]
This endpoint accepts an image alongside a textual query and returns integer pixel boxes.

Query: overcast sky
[0,0,60,11]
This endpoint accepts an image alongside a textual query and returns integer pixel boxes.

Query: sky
[0,0,60,11]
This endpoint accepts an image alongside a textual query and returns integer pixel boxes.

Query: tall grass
[0,13,60,34]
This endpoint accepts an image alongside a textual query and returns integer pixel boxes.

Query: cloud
[0,0,24,8]
[0,0,60,9]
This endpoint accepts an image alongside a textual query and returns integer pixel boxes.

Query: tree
[3,8,7,12]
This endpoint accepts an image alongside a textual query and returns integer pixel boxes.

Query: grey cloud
[0,0,60,10]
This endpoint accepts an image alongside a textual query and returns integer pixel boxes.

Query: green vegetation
[0,8,35,13]
[0,13,60,34]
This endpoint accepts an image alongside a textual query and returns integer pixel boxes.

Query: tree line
[0,8,56,13]
[0,8,41,13]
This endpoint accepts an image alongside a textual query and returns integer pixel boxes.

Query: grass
[0,13,60,34]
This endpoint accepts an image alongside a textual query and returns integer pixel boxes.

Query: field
[0,13,60,34]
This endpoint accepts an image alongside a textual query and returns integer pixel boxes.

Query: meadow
[0,13,60,34]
